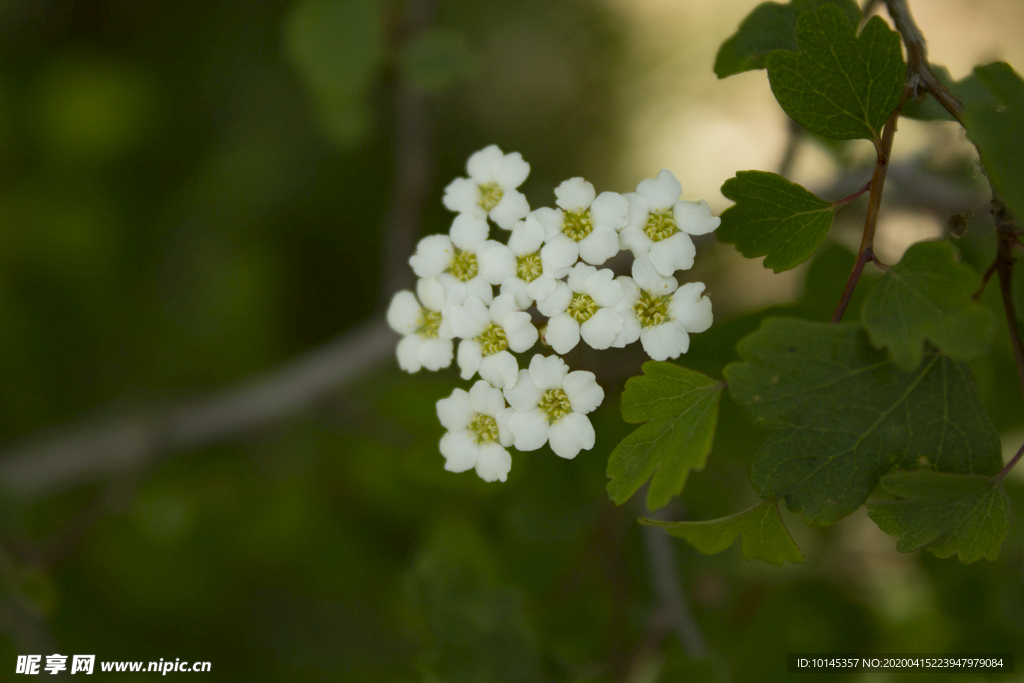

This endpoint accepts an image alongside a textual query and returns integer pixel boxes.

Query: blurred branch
[0,319,394,498]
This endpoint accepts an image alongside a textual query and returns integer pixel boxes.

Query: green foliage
[900,65,997,121]
[861,240,996,369]
[714,0,860,78]
[283,0,384,145]
[717,170,835,273]
[868,470,1011,563]
[641,499,804,566]
[400,28,477,91]
[607,362,723,512]
[725,319,1002,525]
[962,61,1024,222]
[766,5,906,142]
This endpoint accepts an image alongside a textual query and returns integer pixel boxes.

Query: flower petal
[466,144,503,182]
[496,407,514,447]
[531,207,564,240]
[504,369,541,411]
[465,276,494,305]
[508,214,545,255]
[437,387,473,431]
[563,370,604,415]
[669,282,713,333]
[500,277,532,309]
[416,276,446,312]
[636,169,682,211]
[674,198,720,236]
[450,296,490,338]
[613,311,641,348]
[536,281,573,318]
[615,276,641,309]
[623,191,650,227]
[648,232,696,276]
[468,379,505,416]
[490,190,530,229]
[546,312,581,354]
[478,241,517,285]
[640,320,689,360]
[580,308,624,350]
[475,442,512,482]
[526,275,558,303]
[450,213,489,251]
[457,339,483,380]
[508,408,550,451]
[503,311,539,352]
[566,262,596,293]
[409,234,454,278]
[548,412,595,459]
[479,350,519,389]
[489,293,519,324]
[396,334,422,373]
[494,151,530,189]
[554,177,596,211]
[619,224,653,257]
[528,353,569,391]
[589,191,629,231]
[442,177,484,215]
[540,234,578,275]
[576,227,620,266]
[584,268,623,307]
[417,338,453,371]
[440,430,478,472]
[387,290,421,334]
[631,255,678,296]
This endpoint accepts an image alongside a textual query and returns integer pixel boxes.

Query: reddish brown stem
[831,106,900,323]
[830,180,873,209]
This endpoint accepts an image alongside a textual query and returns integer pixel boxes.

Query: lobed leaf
[767,5,906,142]
[714,0,861,79]
[962,62,1024,222]
[725,319,1002,525]
[861,240,996,369]
[867,470,1010,563]
[718,171,835,273]
[607,362,724,512]
[642,499,804,566]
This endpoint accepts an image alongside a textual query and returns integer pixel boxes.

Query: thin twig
[972,257,999,300]
[635,493,708,659]
[884,0,964,122]
[0,319,394,498]
[830,179,873,209]
[997,441,1024,481]
[992,198,1024,481]
[831,103,901,322]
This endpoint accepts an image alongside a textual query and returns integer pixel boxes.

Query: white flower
[442,145,531,229]
[409,213,494,307]
[386,277,455,373]
[477,214,567,309]
[613,256,713,360]
[503,354,604,459]
[537,263,624,353]
[534,178,628,267]
[619,169,720,277]
[436,380,515,482]
[450,293,538,388]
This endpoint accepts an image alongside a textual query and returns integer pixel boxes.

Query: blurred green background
[0,0,1022,681]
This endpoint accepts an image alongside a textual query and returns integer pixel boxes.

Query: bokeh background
[0,0,1023,680]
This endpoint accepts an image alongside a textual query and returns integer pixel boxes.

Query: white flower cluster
[387,145,719,483]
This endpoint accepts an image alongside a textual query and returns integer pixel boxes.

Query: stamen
[468,413,499,443]
[634,291,669,328]
[476,323,508,356]
[419,309,443,338]
[478,182,504,212]
[563,210,593,242]
[567,293,598,324]
[644,210,678,242]
[449,248,478,282]
[538,388,572,423]
[516,252,544,282]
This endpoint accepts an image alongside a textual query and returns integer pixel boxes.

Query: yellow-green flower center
[516,252,543,282]
[644,209,678,242]
[449,248,478,282]
[476,322,508,356]
[634,291,670,328]
[538,388,572,423]
[563,209,593,242]
[468,413,499,443]
[567,293,598,324]
[478,182,503,212]
[418,309,443,338]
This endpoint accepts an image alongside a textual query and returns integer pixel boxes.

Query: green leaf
[861,240,997,369]
[962,62,1024,222]
[607,362,724,512]
[766,5,906,141]
[641,499,804,566]
[399,28,476,91]
[725,319,1002,525]
[717,170,835,273]
[714,0,861,78]
[283,0,384,145]
[867,470,1010,563]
